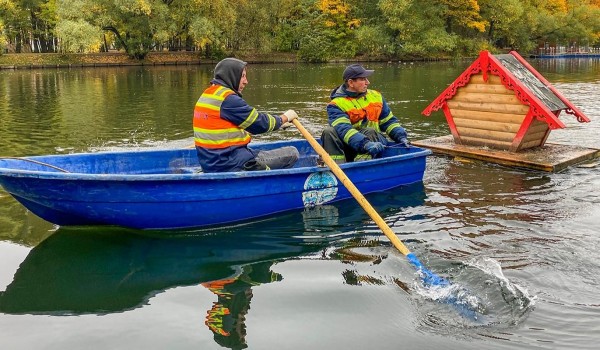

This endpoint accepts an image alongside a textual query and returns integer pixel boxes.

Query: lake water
[1,58,599,349]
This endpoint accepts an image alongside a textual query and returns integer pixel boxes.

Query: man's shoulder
[222,92,248,108]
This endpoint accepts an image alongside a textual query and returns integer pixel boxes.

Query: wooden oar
[292,119,448,287]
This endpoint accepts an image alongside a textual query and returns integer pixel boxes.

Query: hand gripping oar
[292,119,448,287]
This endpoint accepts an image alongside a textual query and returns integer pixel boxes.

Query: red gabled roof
[422,50,590,130]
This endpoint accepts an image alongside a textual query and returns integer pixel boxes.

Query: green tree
[479,0,525,48]
[54,18,103,52]
[347,0,383,26]
[271,0,317,53]
[189,0,236,56]
[354,24,394,57]
[188,17,225,58]
[298,32,332,62]
[316,0,361,57]
[232,0,274,52]
[1,0,34,52]
[17,0,58,52]
[56,0,174,58]
[586,0,600,46]
[334,0,392,58]
[509,0,600,52]
[557,1,600,49]
[379,0,457,57]
[0,20,7,53]
[0,0,10,52]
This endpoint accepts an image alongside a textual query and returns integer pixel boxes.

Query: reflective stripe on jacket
[330,89,387,145]
[331,89,384,127]
[194,85,252,149]
[193,83,285,173]
[327,86,405,151]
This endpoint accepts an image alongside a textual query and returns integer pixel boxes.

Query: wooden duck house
[422,50,590,152]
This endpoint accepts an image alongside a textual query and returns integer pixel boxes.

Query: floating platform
[412,135,600,172]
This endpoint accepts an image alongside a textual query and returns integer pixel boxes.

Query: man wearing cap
[193,57,299,172]
[321,63,409,163]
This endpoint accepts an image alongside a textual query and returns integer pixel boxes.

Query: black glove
[364,141,385,157]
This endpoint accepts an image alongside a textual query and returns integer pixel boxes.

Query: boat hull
[0,139,431,229]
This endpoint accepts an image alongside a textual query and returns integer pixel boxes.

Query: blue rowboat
[0,139,431,230]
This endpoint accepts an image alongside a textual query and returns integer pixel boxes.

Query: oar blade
[407,253,488,321]
[406,253,449,287]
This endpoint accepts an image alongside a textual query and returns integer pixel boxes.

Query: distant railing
[537,47,600,56]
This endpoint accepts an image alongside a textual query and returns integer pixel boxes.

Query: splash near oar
[291,119,478,315]
[406,253,449,287]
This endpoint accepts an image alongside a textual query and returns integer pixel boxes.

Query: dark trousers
[321,127,388,164]
[243,146,299,171]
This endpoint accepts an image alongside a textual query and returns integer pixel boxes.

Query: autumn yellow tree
[318,0,360,29]
[316,0,360,55]
[438,0,487,33]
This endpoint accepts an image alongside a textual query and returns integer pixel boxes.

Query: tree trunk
[103,26,129,52]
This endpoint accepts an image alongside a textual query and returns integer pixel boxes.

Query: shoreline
[0,51,293,70]
[0,51,453,70]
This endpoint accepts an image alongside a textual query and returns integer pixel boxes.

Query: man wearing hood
[193,58,299,172]
[321,64,409,163]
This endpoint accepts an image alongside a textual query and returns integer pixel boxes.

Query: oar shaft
[292,119,411,256]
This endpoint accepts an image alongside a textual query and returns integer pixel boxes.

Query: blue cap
[343,64,374,81]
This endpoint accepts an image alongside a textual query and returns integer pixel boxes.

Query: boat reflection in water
[0,183,426,349]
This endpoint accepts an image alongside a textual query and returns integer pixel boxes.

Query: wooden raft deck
[412,135,600,172]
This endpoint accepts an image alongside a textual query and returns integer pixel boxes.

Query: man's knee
[361,128,378,139]
[361,128,387,143]
[254,146,299,170]
[321,126,338,140]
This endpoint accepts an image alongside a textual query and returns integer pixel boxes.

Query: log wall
[519,119,550,150]
[448,73,530,150]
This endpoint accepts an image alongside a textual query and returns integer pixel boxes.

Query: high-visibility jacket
[194,85,251,149]
[327,85,407,152]
[193,82,283,172]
